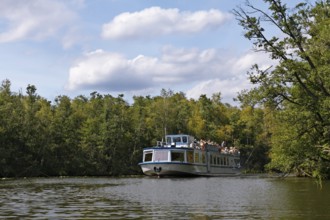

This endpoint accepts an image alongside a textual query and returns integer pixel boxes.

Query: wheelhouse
[164,134,195,148]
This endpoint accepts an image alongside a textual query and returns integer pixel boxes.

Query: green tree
[22,85,55,176]
[235,106,271,172]
[102,94,132,175]
[149,89,191,139]
[0,80,25,177]
[50,95,84,175]
[188,94,229,142]
[234,0,330,178]
[130,95,154,172]
[79,93,106,175]
[150,89,174,139]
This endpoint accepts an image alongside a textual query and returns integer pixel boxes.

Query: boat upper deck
[150,134,240,156]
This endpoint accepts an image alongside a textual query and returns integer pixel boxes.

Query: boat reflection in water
[139,134,240,177]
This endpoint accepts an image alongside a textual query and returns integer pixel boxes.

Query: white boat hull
[139,162,240,177]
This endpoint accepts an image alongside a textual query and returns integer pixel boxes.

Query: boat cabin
[142,147,238,167]
[161,134,195,148]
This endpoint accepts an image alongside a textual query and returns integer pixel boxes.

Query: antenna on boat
[161,88,171,142]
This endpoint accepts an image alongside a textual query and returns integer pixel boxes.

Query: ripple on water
[0,176,329,219]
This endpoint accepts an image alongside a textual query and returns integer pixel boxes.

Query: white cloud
[67,46,222,91]
[66,46,274,104]
[185,78,251,103]
[101,7,232,40]
[0,0,77,43]
[186,51,277,103]
[67,50,154,91]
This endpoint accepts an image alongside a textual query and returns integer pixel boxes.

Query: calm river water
[0,176,329,219]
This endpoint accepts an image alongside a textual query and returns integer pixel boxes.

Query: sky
[0,0,304,105]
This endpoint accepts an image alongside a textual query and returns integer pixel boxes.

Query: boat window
[213,156,217,165]
[187,151,194,163]
[201,152,206,164]
[173,137,181,143]
[220,157,223,165]
[171,151,184,162]
[144,152,153,162]
[166,137,172,144]
[194,152,199,163]
[210,155,213,164]
[224,157,228,166]
[217,157,220,165]
[182,136,188,143]
[154,150,168,161]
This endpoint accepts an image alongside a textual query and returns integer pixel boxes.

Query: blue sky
[0,0,306,104]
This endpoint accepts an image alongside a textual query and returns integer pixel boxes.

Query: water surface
[0,176,329,219]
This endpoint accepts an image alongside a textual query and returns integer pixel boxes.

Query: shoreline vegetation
[1,79,328,179]
[1,81,270,178]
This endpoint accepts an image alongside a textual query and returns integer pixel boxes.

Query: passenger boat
[138,134,241,177]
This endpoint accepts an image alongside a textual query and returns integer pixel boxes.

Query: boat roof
[166,134,191,137]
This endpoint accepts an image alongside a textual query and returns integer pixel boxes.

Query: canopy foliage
[234,0,330,179]
[0,81,268,177]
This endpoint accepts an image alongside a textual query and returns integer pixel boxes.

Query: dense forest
[0,81,268,177]
[1,0,330,179]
